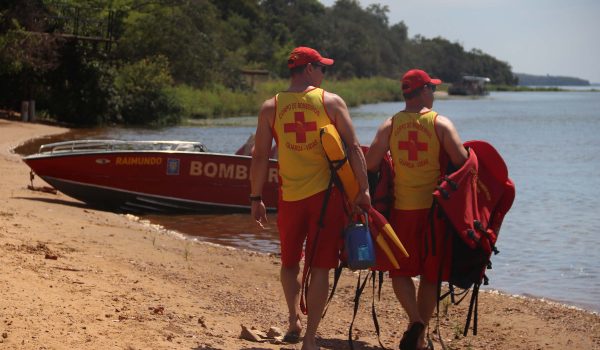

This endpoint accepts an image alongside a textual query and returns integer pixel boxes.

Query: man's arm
[324,92,371,210]
[365,117,392,172]
[250,98,275,227]
[435,115,468,168]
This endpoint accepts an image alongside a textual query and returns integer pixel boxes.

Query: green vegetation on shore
[1,0,514,126]
[173,77,402,120]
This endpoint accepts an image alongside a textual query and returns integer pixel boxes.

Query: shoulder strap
[321,263,344,318]
[346,271,388,350]
[348,271,370,350]
[371,271,386,349]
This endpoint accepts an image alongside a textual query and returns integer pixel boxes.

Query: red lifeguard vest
[433,140,515,337]
[433,140,515,257]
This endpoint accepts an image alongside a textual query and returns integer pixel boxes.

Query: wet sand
[0,118,598,349]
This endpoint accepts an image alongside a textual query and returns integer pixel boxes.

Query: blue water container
[344,216,376,270]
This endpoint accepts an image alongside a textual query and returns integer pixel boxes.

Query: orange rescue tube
[319,124,409,265]
[319,124,360,201]
[369,207,409,258]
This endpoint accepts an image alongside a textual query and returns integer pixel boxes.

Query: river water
[19,91,600,312]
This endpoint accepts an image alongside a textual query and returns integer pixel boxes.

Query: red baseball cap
[287,47,334,69]
[401,69,442,93]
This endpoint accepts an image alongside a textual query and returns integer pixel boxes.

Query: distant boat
[22,140,279,213]
[448,75,491,96]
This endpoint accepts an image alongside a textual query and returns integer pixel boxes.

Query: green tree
[112,55,181,125]
[44,41,112,125]
[0,0,117,124]
[0,0,520,127]
[254,0,327,77]
[322,0,408,79]
[406,36,515,84]
[0,1,62,109]
[465,49,515,85]
[115,0,222,87]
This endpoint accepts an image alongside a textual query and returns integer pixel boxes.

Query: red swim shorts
[277,188,346,269]
[387,208,452,282]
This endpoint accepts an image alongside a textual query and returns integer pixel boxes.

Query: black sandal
[282,330,301,344]
[399,322,425,350]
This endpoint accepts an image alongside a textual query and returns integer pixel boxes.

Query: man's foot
[283,314,302,344]
[399,322,425,350]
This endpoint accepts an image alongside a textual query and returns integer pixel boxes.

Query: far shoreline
[4,81,599,130]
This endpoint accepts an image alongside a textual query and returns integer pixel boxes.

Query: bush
[172,77,403,120]
[323,77,403,106]
[171,83,285,119]
[112,56,181,125]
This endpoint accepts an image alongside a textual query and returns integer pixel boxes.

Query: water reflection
[144,213,280,254]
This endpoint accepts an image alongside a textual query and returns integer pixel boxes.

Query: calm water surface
[21,91,600,312]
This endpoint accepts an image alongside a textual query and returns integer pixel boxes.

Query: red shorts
[277,188,346,269]
[387,208,452,283]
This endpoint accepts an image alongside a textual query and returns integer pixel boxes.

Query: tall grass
[171,77,403,120]
[322,77,403,107]
[171,84,256,119]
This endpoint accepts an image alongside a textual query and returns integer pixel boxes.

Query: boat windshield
[38,140,208,154]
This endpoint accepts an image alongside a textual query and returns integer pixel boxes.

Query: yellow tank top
[273,88,332,201]
[389,110,441,209]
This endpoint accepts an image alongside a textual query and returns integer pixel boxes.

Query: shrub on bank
[112,56,182,125]
[172,85,256,119]
[323,77,403,107]
[173,77,402,120]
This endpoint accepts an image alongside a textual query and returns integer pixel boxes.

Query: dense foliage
[0,0,517,125]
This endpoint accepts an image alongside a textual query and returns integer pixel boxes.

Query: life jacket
[365,146,394,218]
[433,140,515,261]
[432,140,515,336]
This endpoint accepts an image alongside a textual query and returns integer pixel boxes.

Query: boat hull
[23,151,279,213]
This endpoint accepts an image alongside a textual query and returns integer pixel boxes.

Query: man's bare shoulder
[260,97,276,112]
[382,116,393,127]
[322,91,349,124]
[374,117,393,140]
[435,114,455,131]
[323,90,346,108]
[258,97,276,122]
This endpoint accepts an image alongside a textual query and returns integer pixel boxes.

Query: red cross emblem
[283,112,317,143]
[398,130,428,161]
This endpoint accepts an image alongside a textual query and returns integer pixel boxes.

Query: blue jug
[344,214,376,270]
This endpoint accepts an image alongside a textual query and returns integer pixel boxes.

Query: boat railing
[38,140,208,154]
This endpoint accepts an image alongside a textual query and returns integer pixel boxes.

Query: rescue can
[344,214,376,270]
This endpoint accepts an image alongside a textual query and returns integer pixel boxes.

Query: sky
[319,0,600,83]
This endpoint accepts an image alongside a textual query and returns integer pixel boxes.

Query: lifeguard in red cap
[250,47,371,350]
[366,69,469,350]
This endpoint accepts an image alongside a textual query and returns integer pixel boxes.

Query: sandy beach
[0,118,598,350]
